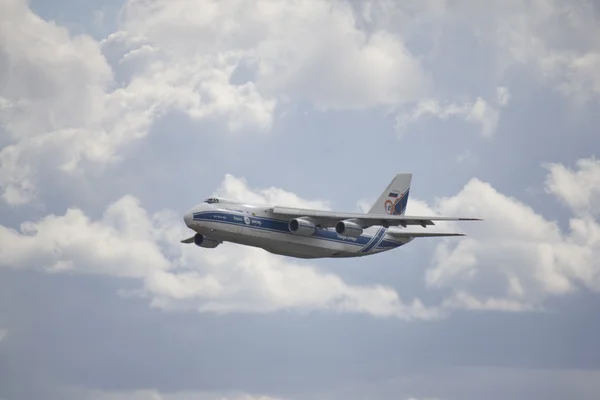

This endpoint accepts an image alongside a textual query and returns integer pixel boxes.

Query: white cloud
[496,86,511,106]
[375,1,600,105]
[100,31,276,132]
[465,98,501,137]
[5,1,596,209]
[0,1,271,206]
[395,87,508,137]
[0,0,113,204]
[356,198,375,213]
[0,0,434,207]
[425,157,600,311]
[459,1,600,103]
[0,195,172,277]
[544,157,600,217]
[214,174,332,210]
[118,0,431,111]
[560,52,600,103]
[0,0,273,204]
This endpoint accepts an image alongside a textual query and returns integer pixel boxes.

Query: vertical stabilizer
[367,173,412,215]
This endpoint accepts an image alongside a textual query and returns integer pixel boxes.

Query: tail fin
[368,173,412,215]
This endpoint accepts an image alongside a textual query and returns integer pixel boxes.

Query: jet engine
[288,217,316,236]
[335,220,363,237]
[193,233,220,248]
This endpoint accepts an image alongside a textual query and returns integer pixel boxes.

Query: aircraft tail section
[368,173,412,215]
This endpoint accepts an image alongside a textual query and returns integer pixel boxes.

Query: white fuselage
[183,200,412,259]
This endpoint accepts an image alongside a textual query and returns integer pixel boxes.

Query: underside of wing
[271,206,482,229]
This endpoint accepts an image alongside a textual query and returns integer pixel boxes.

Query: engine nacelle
[193,233,220,248]
[288,217,316,236]
[335,220,363,237]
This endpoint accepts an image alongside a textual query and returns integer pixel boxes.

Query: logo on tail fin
[384,189,409,215]
[384,200,394,214]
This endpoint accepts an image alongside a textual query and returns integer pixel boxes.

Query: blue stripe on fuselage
[376,239,404,250]
[360,227,387,253]
[192,211,405,252]
[358,227,380,251]
[193,211,373,247]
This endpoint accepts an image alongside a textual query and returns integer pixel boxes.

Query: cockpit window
[204,198,219,204]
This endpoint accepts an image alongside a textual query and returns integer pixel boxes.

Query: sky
[1,0,600,399]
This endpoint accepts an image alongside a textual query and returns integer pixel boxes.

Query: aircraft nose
[183,211,193,227]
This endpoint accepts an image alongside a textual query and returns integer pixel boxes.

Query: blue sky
[1,1,600,399]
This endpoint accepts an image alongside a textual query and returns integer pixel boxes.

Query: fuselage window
[205,198,219,204]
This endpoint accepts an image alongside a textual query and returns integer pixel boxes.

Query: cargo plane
[182,173,481,259]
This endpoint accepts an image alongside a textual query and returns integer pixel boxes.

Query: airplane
[181,173,482,259]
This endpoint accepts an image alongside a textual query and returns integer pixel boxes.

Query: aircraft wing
[271,206,482,229]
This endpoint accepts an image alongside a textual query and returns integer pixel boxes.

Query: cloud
[0,0,274,206]
[496,86,511,106]
[544,157,600,217]
[373,1,600,106]
[458,1,600,103]
[100,30,276,133]
[118,0,431,111]
[560,52,600,103]
[0,0,113,204]
[214,174,332,210]
[356,198,375,213]
[0,0,436,207]
[0,174,438,321]
[3,0,599,208]
[0,195,172,277]
[425,156,600,311]
[395,87,510,137]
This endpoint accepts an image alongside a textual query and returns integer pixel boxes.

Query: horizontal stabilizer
[181,236,195,244]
